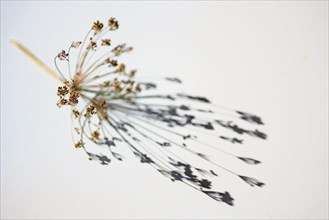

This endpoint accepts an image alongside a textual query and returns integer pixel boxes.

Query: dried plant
[11,18,267,206]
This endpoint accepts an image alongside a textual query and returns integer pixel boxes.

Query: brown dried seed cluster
[112,44,133,56]
[104,58,118,66]
[92,20,104,32]
[135,83,142,93]
[129,69,137,77]
[101,39,111,46]
[84,105,97,117]
[57,98,68,107]
[72,108,80,118]
[75,140,84,148]
[56,82,80,107]
[105,79,143,97]
[93,99,108,119]
[102,81,110,87]
[69,90,79,105]
[57,85,69,96]
[115,63,125,73]
[91,130,100,140]
[108,17,119,30]
[110,59,118,66]
[57,50,68,60]
[88,39,97,50]
[112,78,121,92]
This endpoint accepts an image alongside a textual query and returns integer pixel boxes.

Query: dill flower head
[54,18,141,148]
[12,18,268,206]
[55,18,136,108]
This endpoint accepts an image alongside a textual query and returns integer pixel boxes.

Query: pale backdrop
[1,1,328,219]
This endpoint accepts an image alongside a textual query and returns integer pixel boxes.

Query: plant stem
[10,39,62,82]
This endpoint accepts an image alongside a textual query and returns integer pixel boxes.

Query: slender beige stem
[10,39,62,82]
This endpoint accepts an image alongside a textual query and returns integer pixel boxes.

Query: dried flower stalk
[11,18,267,206]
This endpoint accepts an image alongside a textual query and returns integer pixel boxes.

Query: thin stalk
[11,39,62,82]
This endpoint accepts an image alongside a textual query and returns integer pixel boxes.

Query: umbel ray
[11,18,267,206]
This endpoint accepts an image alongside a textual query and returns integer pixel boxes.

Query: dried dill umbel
[11,17,267,206]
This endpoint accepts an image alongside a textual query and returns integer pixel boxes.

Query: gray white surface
[1,1,328,219]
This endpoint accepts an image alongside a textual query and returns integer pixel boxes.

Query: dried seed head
[108,17,119,30]
[135,83,142,93]
[104,58,117,67]
[91,130,100,140]
[111,44,132,56]
[72,108,80,118]
[88,39,97,50]
[115,63,125,73]
[101,39,111,46]
[129,69,137,77]
[113,79,122,92]
[69,90,79,105]
[57,86,69,97]
[92,20,104,32]
[84,105,97,117]
[71,41,82,48]
[110,59,118,67]
[57,50,68,60]
[102,81,110,87]
[57,98,68,107]
[75,140,84,148]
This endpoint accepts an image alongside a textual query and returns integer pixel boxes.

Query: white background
[1,1,328,219]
